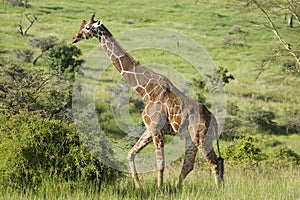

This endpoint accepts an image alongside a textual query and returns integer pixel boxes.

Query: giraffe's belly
[161,116,189,139]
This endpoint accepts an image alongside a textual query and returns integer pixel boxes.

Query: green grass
[1,0,300,199]
[1,163,299,200]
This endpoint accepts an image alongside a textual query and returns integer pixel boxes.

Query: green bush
[0,65,72,118]
[47,42,84,80]
[0,112,120,190]
[224,135,265,165]
[273,146,300,166]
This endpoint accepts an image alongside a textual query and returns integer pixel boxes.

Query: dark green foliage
[216,66,235,85]
[47,42,84,80]
[244,108,277,132]
[0,112,119,190]
[273,146,300,165]
[0,65,72,119]
[224,135,265,165]
[191,77,207,103]
[0,64,122,190]
[191,66,234,104]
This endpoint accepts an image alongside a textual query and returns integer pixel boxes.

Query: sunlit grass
[1,163,298,200]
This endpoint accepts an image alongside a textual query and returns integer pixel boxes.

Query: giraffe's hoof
[215,178,224,187]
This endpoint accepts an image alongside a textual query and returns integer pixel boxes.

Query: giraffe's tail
[217,140,224,182]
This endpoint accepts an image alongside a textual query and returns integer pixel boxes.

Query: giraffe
[72,14,224,188]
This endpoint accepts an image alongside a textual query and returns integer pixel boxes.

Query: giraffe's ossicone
[72,14,224,188]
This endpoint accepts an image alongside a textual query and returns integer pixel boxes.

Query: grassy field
[1,0,300,199]
[0,163,299,200]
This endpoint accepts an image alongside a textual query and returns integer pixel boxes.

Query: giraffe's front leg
[152,132,164,188]
[143,103,166,188]
[127,129,152,188]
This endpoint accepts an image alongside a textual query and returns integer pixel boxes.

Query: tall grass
[1,163,299,200]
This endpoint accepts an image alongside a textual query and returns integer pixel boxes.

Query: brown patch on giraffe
[168,91,177,99]
[143,115,151,125]
[171,122,180,132]
[135,86,145,96]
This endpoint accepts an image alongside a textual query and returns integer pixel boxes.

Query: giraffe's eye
[85,26,90,30]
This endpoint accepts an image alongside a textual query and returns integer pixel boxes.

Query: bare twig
[18,13,37,36]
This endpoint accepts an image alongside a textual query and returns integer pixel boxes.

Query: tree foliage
[246,0,300,73]
[273,146,300,165]
[0,65,72,119]
[191,66,234,104]
[47,42,84,79]
[28,36,58,65]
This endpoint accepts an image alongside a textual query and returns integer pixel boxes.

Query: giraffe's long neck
[96,25,155,100]
[96,26,138,73]
[95,25,185,133]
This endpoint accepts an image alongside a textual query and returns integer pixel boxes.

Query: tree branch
[18,13,37,36]
[253,0,300,70]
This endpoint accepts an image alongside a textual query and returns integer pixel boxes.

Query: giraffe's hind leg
[176,135,198,188]
[127,129,152,188]
[197,128,223,185]
[188,113,223,186]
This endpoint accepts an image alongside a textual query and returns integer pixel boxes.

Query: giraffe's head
[72,14,105,44]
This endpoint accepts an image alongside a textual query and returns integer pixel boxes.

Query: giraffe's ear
[88,14,96,23]
[96,20,102,27]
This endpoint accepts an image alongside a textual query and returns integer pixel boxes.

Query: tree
[191,66,234,104]
[47,42,84,80]
[28,36,58,65]
[246,0,300,73]
[0,65,72,119]
[18,13,37,35]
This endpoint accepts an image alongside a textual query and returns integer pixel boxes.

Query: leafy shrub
[0,112,120,190]
[191,66,234,104]
[243,108,277,132]
[13,49,33,63]
[28,36,58,64]
[224,135,265,165]
[47,42,84,80]
[0,65,72,119]
[273,146,300,166]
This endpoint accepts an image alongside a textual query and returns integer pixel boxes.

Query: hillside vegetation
[0,0,299,199]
